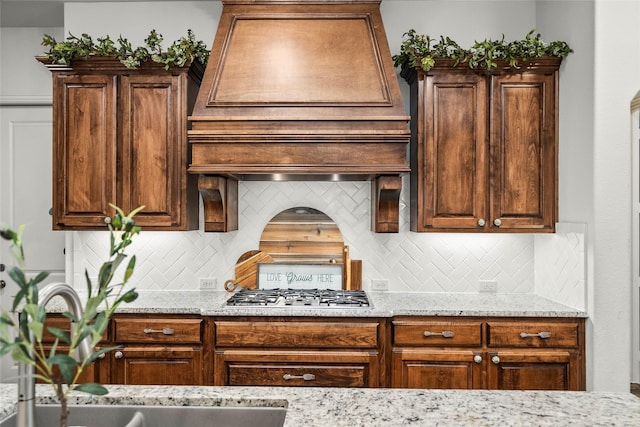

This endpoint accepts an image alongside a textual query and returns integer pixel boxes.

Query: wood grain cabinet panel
[489,72,557,231]
[215,320,379,348]
[484,319,584,390]
[486,320,579,348]
[218,349,375,387]
[393,320,482,346]
[41,57,202,230]
[212,318,385,387]
[403,58,560,232]
[113,318,202,344]
[110,346,203,386]
[111,316,203,386]
[486,350,574,390]
[392,348,483,389]
[391,316,584,391]
[51,74,117,228]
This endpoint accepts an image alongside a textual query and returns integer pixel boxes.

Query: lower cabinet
[485,320,583,390]
[109,316,203,385]
[486,350,574,390]
[212,318,385,387]
[392,348,483,389]
[42,313,585,390]
[392,317,585,391]
[392,319,484,389]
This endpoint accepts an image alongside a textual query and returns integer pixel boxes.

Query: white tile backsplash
[535,223,587,310]
[71,178,584,307]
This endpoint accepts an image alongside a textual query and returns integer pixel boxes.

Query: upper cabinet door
[489,72,557,232]
[120,74,183,227]
[52,74,117,229]
[418,72,488,231]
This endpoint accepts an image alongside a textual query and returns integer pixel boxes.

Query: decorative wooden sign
[257,263,343,290]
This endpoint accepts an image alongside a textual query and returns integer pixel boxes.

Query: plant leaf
[47,326,70,345]
[73,383,109,395]
[11,344,34,364]
[124,255,136,282]
[46,354,78,384]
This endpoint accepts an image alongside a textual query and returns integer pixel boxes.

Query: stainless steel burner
[225,288,371,308]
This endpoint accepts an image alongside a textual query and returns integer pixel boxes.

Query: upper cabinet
[39,57,204,230]
[403,58,560,233]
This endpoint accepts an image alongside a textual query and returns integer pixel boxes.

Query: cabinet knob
[473,355,482,364]
[477,218,486,227]
[493,218,502,227]
[103,216,112,224]
[114,351,123,360]
[491,355,500,365]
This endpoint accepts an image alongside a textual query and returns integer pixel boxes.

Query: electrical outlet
[199,278,217,289]
[479,280,497,293]
[371,279,389,292]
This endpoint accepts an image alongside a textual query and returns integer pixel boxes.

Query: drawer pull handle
[423,330,455,338]
[519,331,551,339]
[283,373,316,381]
[143,328,175,335]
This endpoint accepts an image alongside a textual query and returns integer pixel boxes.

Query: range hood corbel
[188,0,410,233]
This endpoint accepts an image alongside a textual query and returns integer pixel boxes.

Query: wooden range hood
[188,0,410,233]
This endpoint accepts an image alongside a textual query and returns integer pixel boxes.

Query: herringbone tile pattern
[72,179,583,298]
[535,224,586,310]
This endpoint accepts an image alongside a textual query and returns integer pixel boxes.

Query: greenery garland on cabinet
[393,29,572,72]
[40,29,210,70]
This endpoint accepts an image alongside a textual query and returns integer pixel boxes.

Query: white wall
[591,0,640,393]
[0,27,63,104]
[64,1,220,47]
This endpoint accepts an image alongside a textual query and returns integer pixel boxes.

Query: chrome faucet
[17,282,93,427]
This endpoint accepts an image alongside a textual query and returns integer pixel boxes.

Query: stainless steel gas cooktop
[225,288,371,309]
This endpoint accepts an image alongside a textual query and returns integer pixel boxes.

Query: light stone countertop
[1,384,639,426]
[41,290,586,318]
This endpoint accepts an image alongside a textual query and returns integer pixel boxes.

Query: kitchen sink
[0,404,287,427]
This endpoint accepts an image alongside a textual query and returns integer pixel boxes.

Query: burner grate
[225,288,370,308]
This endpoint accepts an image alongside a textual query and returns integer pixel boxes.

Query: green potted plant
[393,29,572,72]
[0,205,143,427]
[39,29,209,70]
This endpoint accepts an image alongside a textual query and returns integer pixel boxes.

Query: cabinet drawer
[486,321,579,348]
[113,318,202,344]
[392,320,482,346]
[217,349,376,387]
[215,321,379,348]
[42,315,108,343]
[228,364,366,387]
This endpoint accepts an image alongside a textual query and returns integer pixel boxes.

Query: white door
[0,106,66,382]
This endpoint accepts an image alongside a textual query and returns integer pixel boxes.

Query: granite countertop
[1,384,638,426]
[56,290,585,318]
